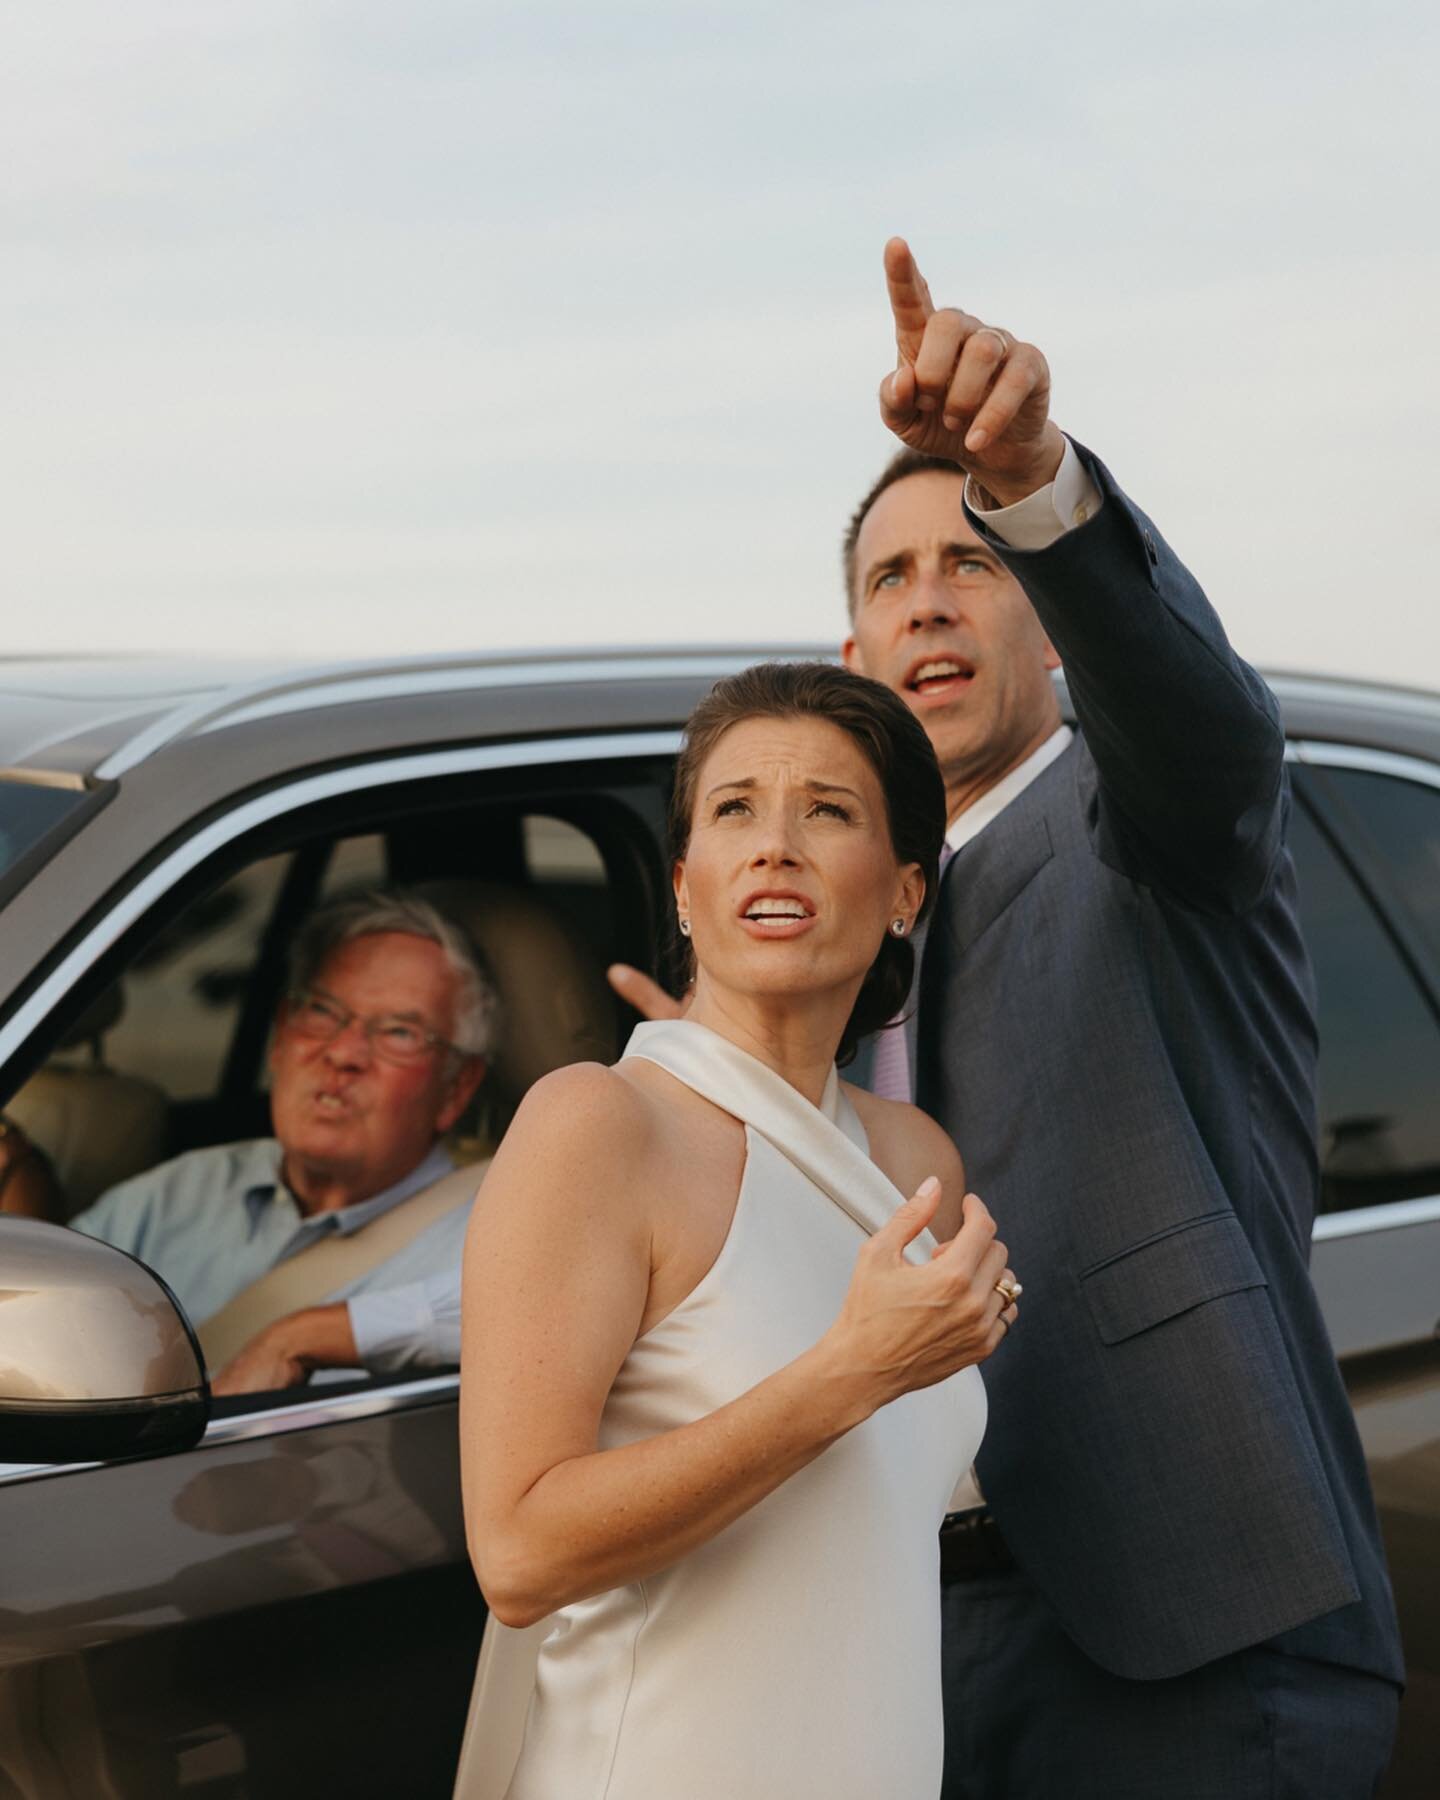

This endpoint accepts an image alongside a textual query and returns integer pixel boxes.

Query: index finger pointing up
[884,236,934,364]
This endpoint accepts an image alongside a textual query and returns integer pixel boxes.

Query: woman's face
[674,715,924,1008]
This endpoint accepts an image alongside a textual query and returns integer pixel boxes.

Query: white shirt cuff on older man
[347,1276,457,1374]
[964,436,1103,552]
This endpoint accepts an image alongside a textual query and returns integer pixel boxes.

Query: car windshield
[0,779,90,886]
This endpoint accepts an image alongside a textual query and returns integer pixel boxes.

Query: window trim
[1291,740,1440,792]
[204,1371,460,1447]
[1312,1192,1440,1241]
[1291,738,1440,1242]
[0,1372,461,1488]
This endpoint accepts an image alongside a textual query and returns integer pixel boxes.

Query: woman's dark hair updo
[668,661,947,1066]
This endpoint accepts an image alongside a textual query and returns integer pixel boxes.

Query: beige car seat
[419,879,619,1148]
[7,987,169,1219]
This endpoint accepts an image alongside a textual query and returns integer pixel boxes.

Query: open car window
[102,853,296,1105]
[8,762,667,1419]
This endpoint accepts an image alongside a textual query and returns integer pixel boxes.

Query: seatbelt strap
[197,1158,490,1369]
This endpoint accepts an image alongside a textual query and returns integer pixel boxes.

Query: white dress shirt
[944,723,1074,859]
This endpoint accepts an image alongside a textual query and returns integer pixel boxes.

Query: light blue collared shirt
[70,1139,468,1373]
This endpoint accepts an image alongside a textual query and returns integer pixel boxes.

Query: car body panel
[0,1393,479,1797]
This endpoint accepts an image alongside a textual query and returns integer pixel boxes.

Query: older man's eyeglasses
[284,989,462,1068]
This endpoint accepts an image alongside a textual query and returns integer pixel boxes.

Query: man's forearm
[271,1301,359,1371]
[969,442,1285,902]
[211,1302,361,1395]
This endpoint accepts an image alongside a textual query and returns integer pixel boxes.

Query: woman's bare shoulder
[482,1062,664,1208]
[517,1058,657,1133]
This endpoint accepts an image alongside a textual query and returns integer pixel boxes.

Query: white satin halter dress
[455,1020,987,1800]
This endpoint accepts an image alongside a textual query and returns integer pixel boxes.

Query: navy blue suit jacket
[907,446,1402,1683]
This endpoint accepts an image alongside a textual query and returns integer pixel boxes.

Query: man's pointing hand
[879,237,1065,507]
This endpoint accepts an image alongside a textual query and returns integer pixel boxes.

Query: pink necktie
[868,843,953,1102]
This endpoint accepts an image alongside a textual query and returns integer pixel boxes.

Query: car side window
[50,789,641,1402]
[1289,798,1440,1214]
[1315,767,1440,977]
[318,832,389,902]
[523,812,612,965]
[101,854,295,1102]
[5,855,298,1222]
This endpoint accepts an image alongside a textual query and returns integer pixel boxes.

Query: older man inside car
[71,891,494,1394]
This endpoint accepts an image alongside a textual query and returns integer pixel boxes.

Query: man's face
[268,931,481,1201]
[842,470,1060,807]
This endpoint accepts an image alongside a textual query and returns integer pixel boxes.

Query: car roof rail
[94,643,832,779]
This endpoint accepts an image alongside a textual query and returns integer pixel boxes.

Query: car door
[0,728,678,1799]
[0,1380,480,1798]
[1288,745,1440,1800]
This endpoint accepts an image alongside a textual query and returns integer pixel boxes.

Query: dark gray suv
[1,652,1436,1797]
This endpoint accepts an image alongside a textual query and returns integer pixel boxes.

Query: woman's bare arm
[459,1063,1008,1627]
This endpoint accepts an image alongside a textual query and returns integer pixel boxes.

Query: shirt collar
[945,724,1073,855]
[242,1139,456,1237]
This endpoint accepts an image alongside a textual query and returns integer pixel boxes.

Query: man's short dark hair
[841,449,966,620]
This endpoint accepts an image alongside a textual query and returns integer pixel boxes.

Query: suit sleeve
[965,441,1286,913]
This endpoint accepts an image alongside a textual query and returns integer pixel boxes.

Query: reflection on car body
[0,651,1437,1797]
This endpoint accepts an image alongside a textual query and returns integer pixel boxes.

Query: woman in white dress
[458,662,1018,1800]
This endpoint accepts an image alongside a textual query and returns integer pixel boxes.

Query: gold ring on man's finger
[994,1276,1023,1304]
[972,326,1012,356]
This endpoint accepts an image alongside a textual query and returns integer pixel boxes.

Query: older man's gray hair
[286,891,500,1059]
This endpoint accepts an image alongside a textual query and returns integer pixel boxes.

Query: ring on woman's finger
[971,325,1011,356]
[994,1276,1023,1304]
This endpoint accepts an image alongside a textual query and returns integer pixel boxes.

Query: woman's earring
[679,918,692,938]
[890,918,907,938]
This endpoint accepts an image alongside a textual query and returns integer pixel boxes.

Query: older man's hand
[879,237,1066,508]
[211,1301,358,1395]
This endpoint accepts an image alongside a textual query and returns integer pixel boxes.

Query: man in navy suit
[611,239,1403,1795]
[838,239,1403,1797]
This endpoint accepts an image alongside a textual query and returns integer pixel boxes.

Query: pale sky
[4,1,1438,688]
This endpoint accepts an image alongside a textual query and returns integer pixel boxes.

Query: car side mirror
[0,1216,209,1463]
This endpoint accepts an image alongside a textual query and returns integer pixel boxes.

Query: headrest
[417,880,618,1109]
[7,1066,168,1217]
[55,984,125,1050]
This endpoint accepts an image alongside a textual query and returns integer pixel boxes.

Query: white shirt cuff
[964,436,1102,551]
[347,1281,449,1374]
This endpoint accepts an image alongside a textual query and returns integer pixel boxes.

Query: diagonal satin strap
[624,1020,933,1261]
